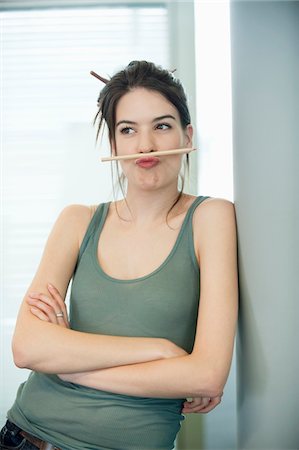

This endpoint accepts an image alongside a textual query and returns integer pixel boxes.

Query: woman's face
[112,87,193,191]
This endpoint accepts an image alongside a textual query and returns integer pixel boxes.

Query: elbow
[194,382,224,399]
[13,354,30,370]
[12,335,36,370]
[193,366,226,398]
[12,347,29,369]
[205,370,225,397]
[12,331,61,373]
[205,382,225,399]
[12,340,28,369]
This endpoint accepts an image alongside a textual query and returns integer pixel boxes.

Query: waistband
[2,420,61,450]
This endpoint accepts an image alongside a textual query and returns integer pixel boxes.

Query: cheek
[170,132,187,149]
[119,161,134,178]
[163,156,183,174]
[114,139,135,155]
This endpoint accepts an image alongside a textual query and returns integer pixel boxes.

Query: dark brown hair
[94,60,191,143]
[93,60,191,221]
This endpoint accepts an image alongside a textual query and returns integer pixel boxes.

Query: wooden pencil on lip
[101,148,196,162]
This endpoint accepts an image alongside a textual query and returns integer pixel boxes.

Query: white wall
[195,1,237,449]
[231,2,299,448]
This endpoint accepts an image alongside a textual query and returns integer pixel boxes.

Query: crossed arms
[12,199,238,413]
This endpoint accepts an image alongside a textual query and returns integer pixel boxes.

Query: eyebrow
[116,115,176,127]
[153,115,176,122]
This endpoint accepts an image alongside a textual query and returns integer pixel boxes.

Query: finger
[28,289,64,317]
[196,396,222,414]
[28,296,68,328]
[28,293,58,315]
[30,307,50,322]
[182,396,214,414]
[183,403,208,413]
[28,295,59,324]
[182,401,202,414]
[183,397,209,410]
[28,290,67,327]
[185,397,201,405]
[198,397,210,408]
[47,284,69,327]
[182,393,224,414]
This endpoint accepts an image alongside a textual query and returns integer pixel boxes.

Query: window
[0,2,170,422]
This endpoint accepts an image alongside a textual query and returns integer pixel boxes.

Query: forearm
[61,354,223,399]
[12,317,173,373]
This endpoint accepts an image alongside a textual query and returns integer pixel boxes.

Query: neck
[118,185,182,225]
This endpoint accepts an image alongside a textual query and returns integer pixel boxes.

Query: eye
[119,126,135,135]
[155,123,171,131]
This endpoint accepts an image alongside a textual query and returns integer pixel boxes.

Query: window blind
[2,4,169,314]
[0,3,169,421]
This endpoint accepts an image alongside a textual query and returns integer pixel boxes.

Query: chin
[136,173,161,189]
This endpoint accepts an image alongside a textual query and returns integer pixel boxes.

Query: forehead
[115,87,179,121]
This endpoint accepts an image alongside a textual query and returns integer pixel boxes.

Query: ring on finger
[56,312,64,318]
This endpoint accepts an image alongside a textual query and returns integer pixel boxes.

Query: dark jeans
[0,420,38,449]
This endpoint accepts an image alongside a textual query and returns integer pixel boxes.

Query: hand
[182,393,223,414]
[26,284,69,328]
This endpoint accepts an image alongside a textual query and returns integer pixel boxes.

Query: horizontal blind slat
[2,4,170,319]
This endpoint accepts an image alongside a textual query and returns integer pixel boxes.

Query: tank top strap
[77,202,110,264]
[181,195,211,233]
[175,195,210,269]
[186,195,210,219]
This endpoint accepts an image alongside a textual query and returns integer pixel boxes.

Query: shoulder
[54,204,99,246]
[193,198,237,259]
[194,197,236,225]
[56,204,97,226]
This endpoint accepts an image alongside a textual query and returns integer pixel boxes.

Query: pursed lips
[135,156,160,168]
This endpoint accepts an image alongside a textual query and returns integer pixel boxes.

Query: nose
[138,131,155,154]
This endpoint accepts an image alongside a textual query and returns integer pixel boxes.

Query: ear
[184,124,193,148]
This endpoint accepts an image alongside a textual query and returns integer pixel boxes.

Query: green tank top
[8,196,209,450]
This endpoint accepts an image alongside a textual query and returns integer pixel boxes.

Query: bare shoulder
[194,197,236,226]
[54,204,98,246]
[193,198,237,257]
[21,204,99,298]
[58,203,96,221]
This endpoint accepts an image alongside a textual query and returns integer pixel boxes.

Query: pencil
[101,148,196,162]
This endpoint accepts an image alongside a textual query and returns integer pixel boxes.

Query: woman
[1,61,238,450]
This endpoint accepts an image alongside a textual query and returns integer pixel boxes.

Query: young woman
[0,61,238,450]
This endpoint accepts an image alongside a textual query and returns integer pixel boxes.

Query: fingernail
[48,284,53,289]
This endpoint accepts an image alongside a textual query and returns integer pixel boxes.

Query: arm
[12,205,185,374]
[29,287,218,414]
[60,199,238,399]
